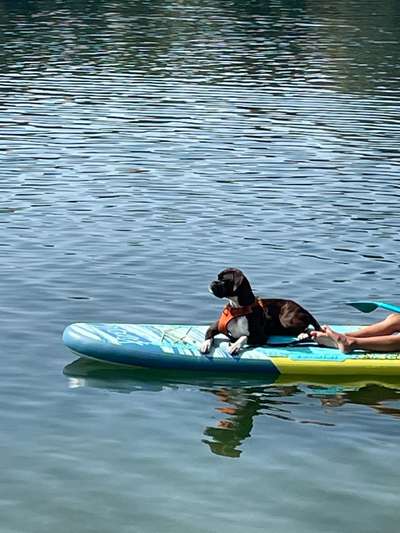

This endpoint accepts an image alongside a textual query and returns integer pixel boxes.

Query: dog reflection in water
[202,385,299,458]
[202,383,400,458]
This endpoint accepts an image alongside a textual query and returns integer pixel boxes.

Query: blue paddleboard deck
[63,323,400,376]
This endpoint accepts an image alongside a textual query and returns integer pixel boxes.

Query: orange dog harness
[218,300,262,336]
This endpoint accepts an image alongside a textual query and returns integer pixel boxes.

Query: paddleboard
[63,323,400,375]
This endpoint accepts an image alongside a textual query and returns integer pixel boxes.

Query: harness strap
[217,300,262,336]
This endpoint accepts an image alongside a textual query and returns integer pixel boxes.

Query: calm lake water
[1,0,400,531]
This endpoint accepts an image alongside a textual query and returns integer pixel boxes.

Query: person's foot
[310,325,353,353]
[310,327,337,348]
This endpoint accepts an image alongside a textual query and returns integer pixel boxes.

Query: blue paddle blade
[347,301,400,314]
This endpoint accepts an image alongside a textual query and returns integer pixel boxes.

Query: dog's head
[209,268,253,302]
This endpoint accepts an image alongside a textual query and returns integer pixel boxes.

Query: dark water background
[1,0,400,531]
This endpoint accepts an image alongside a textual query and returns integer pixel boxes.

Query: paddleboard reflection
[64,358,400,458]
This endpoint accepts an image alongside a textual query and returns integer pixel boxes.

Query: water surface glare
[1,0,400,532]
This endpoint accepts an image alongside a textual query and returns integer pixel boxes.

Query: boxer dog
[200,268,320,355]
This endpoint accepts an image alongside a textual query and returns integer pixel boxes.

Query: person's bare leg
[347,335,400,353]
[345,313,400,338]
[311,314,400,346]
[312,325,400,353]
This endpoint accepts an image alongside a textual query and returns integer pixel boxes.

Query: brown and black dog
[201,268,320,355]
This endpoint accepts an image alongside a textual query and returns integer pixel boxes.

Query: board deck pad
[63,323,400,375]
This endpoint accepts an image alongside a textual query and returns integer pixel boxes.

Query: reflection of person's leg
[344,313,400,338]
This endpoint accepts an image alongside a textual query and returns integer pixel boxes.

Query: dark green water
[1,0,400,531]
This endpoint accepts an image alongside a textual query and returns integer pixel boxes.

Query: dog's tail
[308,314,321,331]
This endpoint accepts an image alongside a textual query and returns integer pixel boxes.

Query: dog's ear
[232,269,244,291]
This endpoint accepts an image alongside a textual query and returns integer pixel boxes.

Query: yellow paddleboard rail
[272,357,400,376]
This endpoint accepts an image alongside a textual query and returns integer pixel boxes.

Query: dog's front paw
[200,339,213,354]
[228,341,242,355]
[228,343,240,355]
[228,337,247,355]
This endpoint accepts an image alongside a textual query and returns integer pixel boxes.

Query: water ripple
[1,1,400,531]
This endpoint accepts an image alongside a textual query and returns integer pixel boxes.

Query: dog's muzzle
[209,280,226,298]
